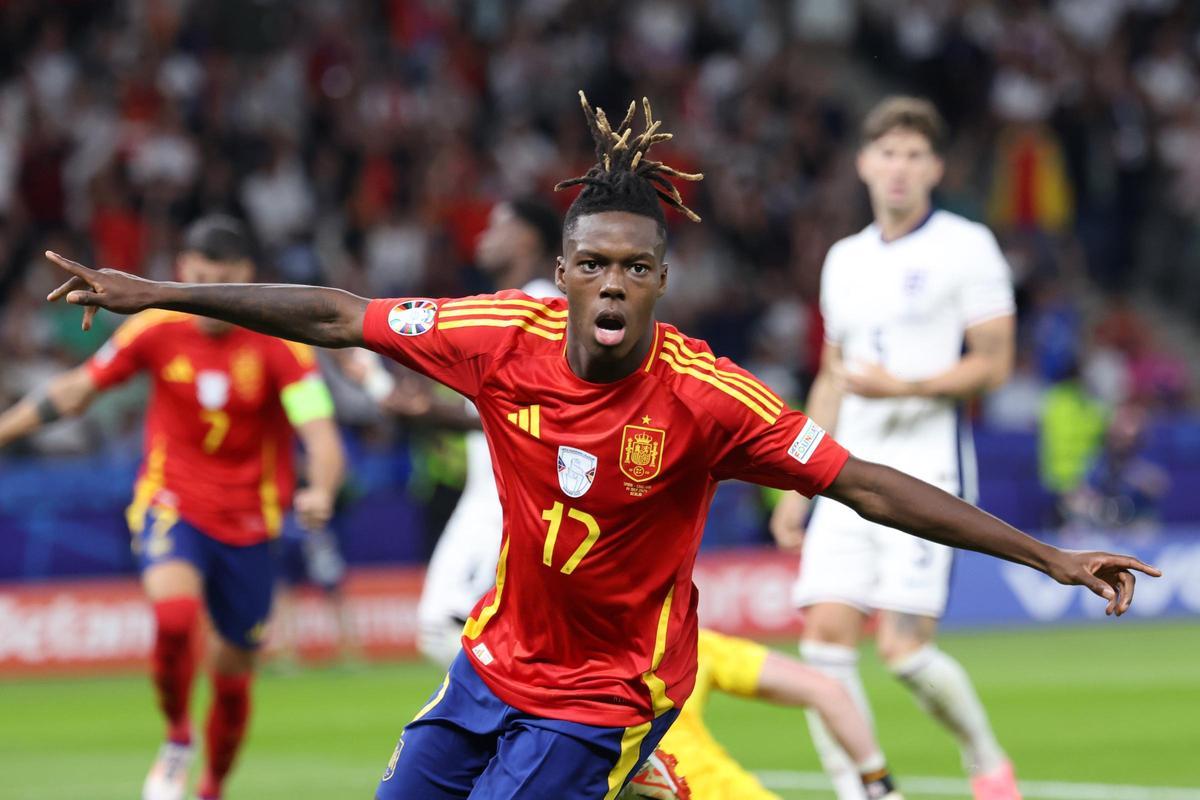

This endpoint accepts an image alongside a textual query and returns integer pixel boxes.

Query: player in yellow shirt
[650,630,902,800]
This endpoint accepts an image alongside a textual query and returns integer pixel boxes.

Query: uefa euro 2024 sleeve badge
[557,446,597,498]
[388,299,438,336]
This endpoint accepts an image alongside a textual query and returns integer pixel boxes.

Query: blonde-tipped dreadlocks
[556,92,703,231]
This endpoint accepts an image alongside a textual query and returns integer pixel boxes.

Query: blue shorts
[134,507,275,650]
[376,651,679,800]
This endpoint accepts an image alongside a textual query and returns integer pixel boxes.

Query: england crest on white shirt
[557,446,597,498]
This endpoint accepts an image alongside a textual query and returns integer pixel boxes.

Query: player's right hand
[45,251,160,331]
[769,491,809,554]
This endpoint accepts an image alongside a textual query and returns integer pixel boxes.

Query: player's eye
[579,260,599,271]
[630,263,650,275]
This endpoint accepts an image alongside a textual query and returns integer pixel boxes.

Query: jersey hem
[462,646,670,728]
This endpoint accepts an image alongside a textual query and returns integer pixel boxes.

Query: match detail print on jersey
[387,299,439,336]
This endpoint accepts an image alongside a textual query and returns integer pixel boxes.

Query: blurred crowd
[0,0,1197,526]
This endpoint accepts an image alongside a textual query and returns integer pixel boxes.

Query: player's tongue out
[594,312,626,347]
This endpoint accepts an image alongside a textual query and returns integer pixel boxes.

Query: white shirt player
[796,209,1014,617]
[820,209,1014,496]
[416,277,563,665]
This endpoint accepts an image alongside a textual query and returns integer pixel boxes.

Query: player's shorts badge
[381,736,403,781]
[388,299,438,336]
[620,424,665,483]
[557,446,597,498]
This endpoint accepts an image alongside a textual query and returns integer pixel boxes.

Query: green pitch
[4,623,1198,799]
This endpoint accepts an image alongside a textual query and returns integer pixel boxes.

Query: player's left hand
[44,251,162,331]
[294,487,336,531]
[844,363,911,398]
[1044,549,1162,616]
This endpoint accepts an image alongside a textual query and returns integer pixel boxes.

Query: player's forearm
[0,369,97,448]
[804,368,842,434]
[907,351,1012,399]
[826,456,1058,574]
[302,422,346,497]
[153,283,369,348]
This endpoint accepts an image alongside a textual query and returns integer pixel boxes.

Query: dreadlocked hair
[556,92,703,237]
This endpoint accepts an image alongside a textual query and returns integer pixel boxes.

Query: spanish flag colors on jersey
[363,291,849,728]
[87,311,328,546]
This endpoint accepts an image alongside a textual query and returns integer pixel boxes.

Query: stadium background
[1,1,1198,798]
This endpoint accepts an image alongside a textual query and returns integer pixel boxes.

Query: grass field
[4,623,1199,799]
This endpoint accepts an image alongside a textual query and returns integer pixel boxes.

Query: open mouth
[593,311,627,347]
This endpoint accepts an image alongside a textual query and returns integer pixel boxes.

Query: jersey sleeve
[363,291,551,398]
[264,339,335,426]
[85,314,154,389]
[668,337,850,496]
[960,225,1015,326]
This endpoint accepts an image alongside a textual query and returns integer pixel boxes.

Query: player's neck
[564,326,653,384]
[876,200,933,243]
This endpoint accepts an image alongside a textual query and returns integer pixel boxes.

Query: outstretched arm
[824,456,1161,615]
[45,252,368,348]
[0,366,99,449]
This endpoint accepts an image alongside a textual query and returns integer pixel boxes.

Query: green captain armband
[281,376,336,427]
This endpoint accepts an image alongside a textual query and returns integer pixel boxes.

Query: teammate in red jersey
[0,216,345,800]
[43,96,1158,800]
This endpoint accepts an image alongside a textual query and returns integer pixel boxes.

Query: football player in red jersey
[44,97,1158,800]
[0,216,345,800]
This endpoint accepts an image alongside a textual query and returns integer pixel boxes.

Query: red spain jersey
[364,291,850,727]
[87,311,322,546]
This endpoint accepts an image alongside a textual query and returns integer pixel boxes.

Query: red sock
[197,672,253,800]
[151,597,201,745]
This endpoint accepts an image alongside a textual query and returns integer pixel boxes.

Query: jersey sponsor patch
[387,299,438,336]
[788,418,826,465]
[620,424,665,483]
[557,446,597,498]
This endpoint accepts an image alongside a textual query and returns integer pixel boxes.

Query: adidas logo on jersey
[506,405,541,438]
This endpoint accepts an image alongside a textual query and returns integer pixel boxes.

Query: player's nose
[599,265,626,299]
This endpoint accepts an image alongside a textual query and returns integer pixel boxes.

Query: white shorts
[792,497,954,618]
[416,492,502,664]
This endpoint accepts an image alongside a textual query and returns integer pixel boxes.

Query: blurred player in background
[44,95,1156,800]
[771,97,1020,800]
[0,215,345,800]
[412,196,563,665]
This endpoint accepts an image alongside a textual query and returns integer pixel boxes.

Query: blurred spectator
[1038,361,1108,504]
[1062,403,1170,531]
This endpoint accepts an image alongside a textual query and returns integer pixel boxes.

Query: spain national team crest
[557,446,597,498]
[620,424,665,483]
[387,299,437,336]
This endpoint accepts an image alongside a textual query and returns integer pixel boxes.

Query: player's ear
[930,154,945,186]
[657,262,668,299]
[554,256,567,293]
[855,147,869,182]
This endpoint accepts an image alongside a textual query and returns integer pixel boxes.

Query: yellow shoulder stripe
[113,310,189,347]
[660,351,779,424]
[281,340,316,368]
[662,331,783,411]
[443,297,569,318]
[439,306,567,330]
[438,317,564,341]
